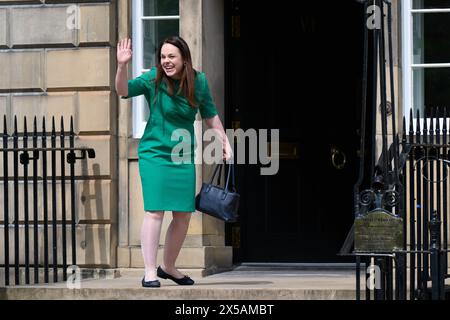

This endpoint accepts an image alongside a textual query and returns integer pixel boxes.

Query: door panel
[226,1,364,262]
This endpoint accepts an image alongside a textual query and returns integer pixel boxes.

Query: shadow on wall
[80,162,108,266]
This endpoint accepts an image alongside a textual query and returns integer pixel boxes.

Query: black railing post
[32,117,39,284]
[429,210,442,300]
[439,247,446,300]
[435,108,441,245]
[415,110,423,299]
[356,255,361,300]
[408,109,416,300]
[370,3,378,183]
[397,252,406,300]
[365,257,371,300]
[60,117,67,281]
[51,117,58,282]
[3,115,9,286]
[377,0,389,180]
[375,257,385,300]
[13,117,19,285]
[69,117,77,270]
[42,118,49,283]
[443,108,448,282]
[22,117,30,284]
[423,117,430,290]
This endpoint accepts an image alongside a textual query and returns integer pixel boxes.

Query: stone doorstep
[0,287,362,300]
[0,266,236,286]
[1,266,449,300]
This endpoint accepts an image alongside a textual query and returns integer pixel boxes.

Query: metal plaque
[354,209,403,252]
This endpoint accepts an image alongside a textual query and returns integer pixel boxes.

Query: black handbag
[195,163,240,222]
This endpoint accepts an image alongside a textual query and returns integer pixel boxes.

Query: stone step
[0,286,361,300]
[0,267,363,300]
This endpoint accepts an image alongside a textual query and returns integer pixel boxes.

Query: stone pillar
[179,0,233,275]
[116,0,133,268]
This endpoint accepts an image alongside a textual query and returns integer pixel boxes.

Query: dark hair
[154,36,197,107]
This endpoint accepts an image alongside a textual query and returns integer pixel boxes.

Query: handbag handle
[224,163,236,192]
[208,163,236,192]
[209,164,223,185]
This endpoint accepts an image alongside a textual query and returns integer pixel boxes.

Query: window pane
[413,13,450,64]
[413,68,450,117]
[144,0,179,16]
[413,0,450,9]
[143,20,179,68]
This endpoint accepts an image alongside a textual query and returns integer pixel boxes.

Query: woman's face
[161,43,184,80]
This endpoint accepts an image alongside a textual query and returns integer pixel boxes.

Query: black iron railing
[1,116,95,286]
[401,108,449,300]
[347,0,449,300]
[354,108,450,300]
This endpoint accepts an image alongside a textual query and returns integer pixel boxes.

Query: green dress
[123,67,218,212]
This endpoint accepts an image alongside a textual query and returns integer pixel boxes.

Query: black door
[225,1,365,262]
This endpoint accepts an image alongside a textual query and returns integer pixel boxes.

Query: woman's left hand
[223,141,234,162]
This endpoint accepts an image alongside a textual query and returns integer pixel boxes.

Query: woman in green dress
[115,36,232,287]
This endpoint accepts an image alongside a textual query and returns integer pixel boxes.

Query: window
[403,0,450,127]
[132,0,179,138]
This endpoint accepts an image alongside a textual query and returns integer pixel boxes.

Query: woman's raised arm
[115,38,133,97]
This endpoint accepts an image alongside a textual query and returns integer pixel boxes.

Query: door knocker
[331,146,347,170]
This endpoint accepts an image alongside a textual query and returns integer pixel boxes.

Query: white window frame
[402,0,450,131]
[132,0,180,138]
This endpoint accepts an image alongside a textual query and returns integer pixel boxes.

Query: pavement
[0,264,364,300]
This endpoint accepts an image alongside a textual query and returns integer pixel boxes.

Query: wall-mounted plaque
[354,209,403,252]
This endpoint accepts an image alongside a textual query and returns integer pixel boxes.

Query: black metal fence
[402,108,449,299]
[356,108,450,300]
[1,116,95,286]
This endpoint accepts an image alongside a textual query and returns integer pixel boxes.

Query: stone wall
[0,0,118,267]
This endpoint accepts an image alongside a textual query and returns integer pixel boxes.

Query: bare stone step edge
[0,287,360,300]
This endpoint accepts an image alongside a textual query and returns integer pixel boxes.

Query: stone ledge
[0,287,361,300]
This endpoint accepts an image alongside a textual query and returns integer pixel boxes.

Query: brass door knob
[331,146,346,170]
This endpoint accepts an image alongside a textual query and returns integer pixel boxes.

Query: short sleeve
[197,73,219,119]
[121,71,151,99]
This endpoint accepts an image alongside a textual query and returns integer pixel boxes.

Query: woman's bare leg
[161,211,192,278]
[141,211,164,281]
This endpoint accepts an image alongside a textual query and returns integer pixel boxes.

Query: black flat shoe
[142,277,161,288]
[157,266,194,285]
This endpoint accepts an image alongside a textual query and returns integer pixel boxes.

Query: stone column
[116,0,133,268]
[179,0,233,275]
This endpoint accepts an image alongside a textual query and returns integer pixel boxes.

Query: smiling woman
[115,35,232,288]
[154,37,198,108]
[160,45,184,79]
